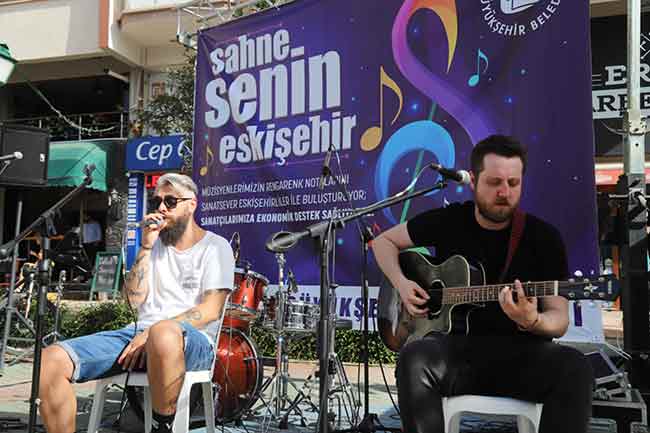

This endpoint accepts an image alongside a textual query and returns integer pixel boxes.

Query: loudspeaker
[0,123,49,186]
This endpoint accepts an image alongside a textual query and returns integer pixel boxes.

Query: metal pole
[619,0,650,392]
[28,235,50,433]
[318,227,332,433]
[0,194,23,373]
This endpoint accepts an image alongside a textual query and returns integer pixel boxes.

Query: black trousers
[396,333,594,433]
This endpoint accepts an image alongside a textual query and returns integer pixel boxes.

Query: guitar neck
[442,281,558,305]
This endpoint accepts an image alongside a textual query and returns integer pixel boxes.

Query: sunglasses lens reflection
[149,196,180,210]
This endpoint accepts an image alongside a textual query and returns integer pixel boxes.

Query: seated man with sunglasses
[38,173,235,433]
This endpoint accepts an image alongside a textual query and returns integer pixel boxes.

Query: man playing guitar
[372,135,593,433]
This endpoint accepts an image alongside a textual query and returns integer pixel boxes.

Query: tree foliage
[135,52,196,143]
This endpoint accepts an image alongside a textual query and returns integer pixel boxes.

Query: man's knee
[40,345,73,382]
[147,320,184,357]
[553,345,594,389]
[397,338,447,387]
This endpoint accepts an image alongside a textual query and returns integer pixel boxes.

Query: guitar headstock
[561,275,620,301]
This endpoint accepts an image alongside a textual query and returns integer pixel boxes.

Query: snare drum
[261,298,320,333]
[226,268,268,322]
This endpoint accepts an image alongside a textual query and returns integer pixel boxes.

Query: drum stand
[253,253,312,427]
[43,270,66,345]
[0,197,37,373]
[255,332,312,425]
[279,312,360,430]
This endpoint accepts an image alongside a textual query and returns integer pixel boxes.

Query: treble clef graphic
[373,0,496,225]
[391,0,494,143]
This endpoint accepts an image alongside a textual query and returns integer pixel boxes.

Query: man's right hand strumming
[397,277,430,317]
[371,223,430,318]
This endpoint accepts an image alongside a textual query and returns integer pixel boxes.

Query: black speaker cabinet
[0,123,50,186]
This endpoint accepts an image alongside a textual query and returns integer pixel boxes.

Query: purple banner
[193,0,598,285]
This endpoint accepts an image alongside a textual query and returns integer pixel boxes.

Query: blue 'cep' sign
[126,135,187,171]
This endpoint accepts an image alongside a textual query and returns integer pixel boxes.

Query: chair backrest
[208,290,233,373]
[443,395,542,433]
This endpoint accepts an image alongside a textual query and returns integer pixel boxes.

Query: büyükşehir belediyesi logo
[500,0,540,15]
[480,0,561,37]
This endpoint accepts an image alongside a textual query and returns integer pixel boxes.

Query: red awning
[595,167,650,185]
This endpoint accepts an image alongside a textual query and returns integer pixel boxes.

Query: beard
[475,194,519,224]
[159,213,190,246]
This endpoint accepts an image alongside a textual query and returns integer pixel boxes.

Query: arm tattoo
[124,251,150,305]
[127,288,145,296]
[132,253,148,267]
[180,309,203,325]
[137,268,145,284]
[185,309,202,321]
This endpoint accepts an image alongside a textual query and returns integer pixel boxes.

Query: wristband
[140,244,153,250]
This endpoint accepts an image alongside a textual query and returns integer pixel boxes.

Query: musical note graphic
[392,0,494,143]
[360,66,404,151]
[199,146,214,176]
[468,48,489,87]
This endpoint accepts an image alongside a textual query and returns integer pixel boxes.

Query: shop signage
[126,173,144,269]
[126,135,187,171]
[592,13,650,156]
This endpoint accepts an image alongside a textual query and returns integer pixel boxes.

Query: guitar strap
[498,208,526,283]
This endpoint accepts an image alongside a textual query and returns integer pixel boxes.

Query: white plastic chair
[86,369,215,433]
[86,294,232,433]
[442,395,543,433]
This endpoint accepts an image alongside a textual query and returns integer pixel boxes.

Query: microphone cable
[113,224,140,433]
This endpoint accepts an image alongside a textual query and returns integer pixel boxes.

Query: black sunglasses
[149,195,193,210]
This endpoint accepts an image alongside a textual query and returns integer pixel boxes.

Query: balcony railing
[124,0,226,10]
[3,111,130,142]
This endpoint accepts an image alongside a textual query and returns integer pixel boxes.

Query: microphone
[0,151,23,162]
[430,163,471,185]
[126,219,162,229]
[318,147,333,190]
[287,269,299,293]
[265,230,308,253]
[0,240,16,259]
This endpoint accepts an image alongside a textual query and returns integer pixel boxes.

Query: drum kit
[211,239,359,428]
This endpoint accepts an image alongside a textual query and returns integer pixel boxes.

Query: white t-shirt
[136,231,234,345]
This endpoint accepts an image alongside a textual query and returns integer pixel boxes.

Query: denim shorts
[56,322,214,383]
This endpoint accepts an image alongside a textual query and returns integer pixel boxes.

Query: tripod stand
[253,252,314,427]
[0,164,95,433]
[0,195,37,372]
[266,164,447,433]
[42,270,66,345]
[279,312,359,430]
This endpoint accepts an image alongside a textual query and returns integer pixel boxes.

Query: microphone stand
[267,177,447,433]
[0,166,94,433]
[0,155,15,177]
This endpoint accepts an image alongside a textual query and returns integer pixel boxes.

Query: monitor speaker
[0,123,50,186]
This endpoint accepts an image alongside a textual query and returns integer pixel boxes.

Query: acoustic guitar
[377,251,619,352]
